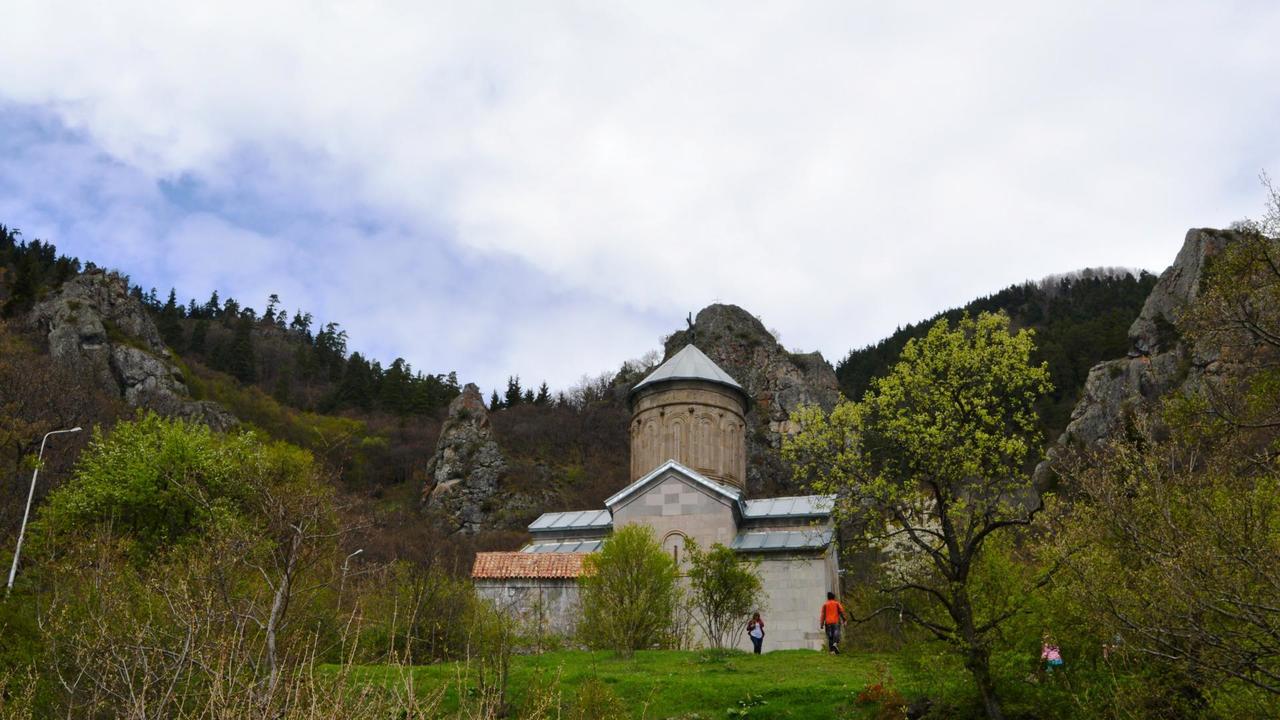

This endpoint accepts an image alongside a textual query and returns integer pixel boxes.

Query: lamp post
[7,427,82,594]
[338,548,363,613]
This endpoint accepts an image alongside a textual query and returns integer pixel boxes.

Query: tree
[784,312,1052,720]
[1052,188,1280,703]
[227,313,257,383]
[683,540,763,650]
[33,413,341,712]
[504,376,523,407]
[579,524,680,657]
[158,288,184,350]
[534,382,551,406]
[1057,427,1280,701]
[489,390,503,411]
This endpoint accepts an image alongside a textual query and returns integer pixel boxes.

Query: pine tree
[505,375,523,407]
[204,291,221,318]
[159,289,184,350]
[489,390,503,411]
[535,382,551,406]
[227,314,257,383]
[189,319,209,354]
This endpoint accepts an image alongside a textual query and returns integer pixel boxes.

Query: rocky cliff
[28,269,236,430]
[1039,228,1242,483]
[423,383,508,534]
[663,304,842,494]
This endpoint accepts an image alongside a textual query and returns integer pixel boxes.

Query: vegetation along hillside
[836,268,1157,440]
[4,200,1279,717]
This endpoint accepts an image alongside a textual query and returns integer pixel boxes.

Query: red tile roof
[472,552,590,579]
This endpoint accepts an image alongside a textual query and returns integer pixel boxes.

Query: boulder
[29,269,236,430]
[1037,228,1241,485]
[423,383,508,533]
[663,303,841,494]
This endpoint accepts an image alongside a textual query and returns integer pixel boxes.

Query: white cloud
[1,1,1279,390]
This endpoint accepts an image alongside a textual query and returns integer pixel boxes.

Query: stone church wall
[733,547,839,652]
[611,474,738,552]
[475,578,582,640]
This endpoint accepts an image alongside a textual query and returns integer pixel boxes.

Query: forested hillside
[836,268,1158,438]
[6,217,1280,717]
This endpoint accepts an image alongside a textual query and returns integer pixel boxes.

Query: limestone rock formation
[1039,228,1241,483]
[662,304,841,494]
[423,383,508,533]
[28,269,236,430]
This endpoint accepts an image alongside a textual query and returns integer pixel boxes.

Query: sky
[2,2,1279,395]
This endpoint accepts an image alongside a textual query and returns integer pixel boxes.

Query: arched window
[662,530,688,566]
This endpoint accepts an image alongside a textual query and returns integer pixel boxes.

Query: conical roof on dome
[629,344,746,403]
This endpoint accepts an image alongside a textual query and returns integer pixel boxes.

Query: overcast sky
[2,2,1278,394]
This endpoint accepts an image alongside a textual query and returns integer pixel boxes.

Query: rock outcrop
[1038,228,1241,483]
[29,270,236,430]
[662,304,841,494]
[423,383,508,533]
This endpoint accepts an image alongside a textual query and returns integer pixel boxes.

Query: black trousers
[750,635,763,654]
[825,624,841,653]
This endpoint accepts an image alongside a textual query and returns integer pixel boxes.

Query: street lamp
[7,427,82,594]
[338,548,364,612]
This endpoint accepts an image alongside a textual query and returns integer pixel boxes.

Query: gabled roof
[528,509,612,533]
[731,528,834,553]
[742,495,834,520]
[604,459,743,510]
[629,345,746,403]
[472,552,589,579]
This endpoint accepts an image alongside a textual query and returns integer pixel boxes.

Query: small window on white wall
[662,530,687,566]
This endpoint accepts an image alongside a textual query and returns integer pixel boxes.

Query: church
[472,344,840,651]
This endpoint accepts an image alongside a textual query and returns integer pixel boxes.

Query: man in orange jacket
[819,591,846,654]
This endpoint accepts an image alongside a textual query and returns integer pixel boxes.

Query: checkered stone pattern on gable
[471,552,589,579]
[628,477,717,517]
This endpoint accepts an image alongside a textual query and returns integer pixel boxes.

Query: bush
[683,539,762,650]
[579,524,680,657]
[567,677,627,720]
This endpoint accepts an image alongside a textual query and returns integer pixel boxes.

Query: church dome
[628,344,749,409]
[628,345,749,490]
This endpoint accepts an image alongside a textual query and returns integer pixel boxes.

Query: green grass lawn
[348,648,931,718]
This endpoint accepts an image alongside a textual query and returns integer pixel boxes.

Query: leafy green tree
[683,540,763,650]
[29,413,341,713]
[1052,193,1280,707]
[785,312,1052,720]
[37,412,312,558]
[579,524,680,657]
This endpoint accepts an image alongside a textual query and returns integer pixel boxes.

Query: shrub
[579,524,680,657]
[683,539,762,650]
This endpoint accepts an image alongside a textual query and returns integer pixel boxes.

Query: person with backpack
[746,611,765,654]
[819,592,845,654]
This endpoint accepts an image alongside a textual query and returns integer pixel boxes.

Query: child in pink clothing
[1041,634,1064,673]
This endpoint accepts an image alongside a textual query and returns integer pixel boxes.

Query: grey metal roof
[630,345,744,396]
[730,528,834,552]
[522,539,604,553]
[527,509,612,533]
[741,495,834,519]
